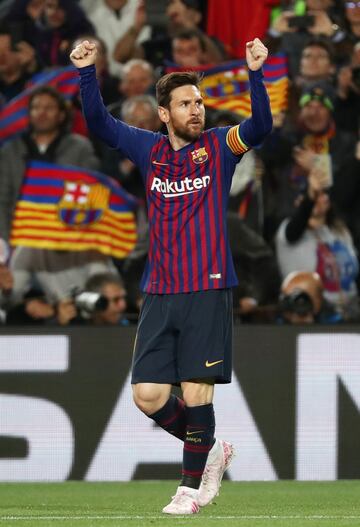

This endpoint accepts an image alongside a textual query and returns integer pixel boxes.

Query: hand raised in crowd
[293,146,316,173]
[308,11,335,37]
[70,40,97,69]
[307,165,331,200]
[246,38,269,71]
[271,11,296,34]
[134,0,147,32]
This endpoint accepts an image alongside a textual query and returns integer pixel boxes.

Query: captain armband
[226,125,250,155]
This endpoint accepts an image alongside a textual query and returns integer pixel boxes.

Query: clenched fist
[246,38,268,71]
[70,40,97,68]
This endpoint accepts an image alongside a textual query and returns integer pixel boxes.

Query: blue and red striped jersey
[79,65,272,294]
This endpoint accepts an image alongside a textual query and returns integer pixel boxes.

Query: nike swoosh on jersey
[152,160,169,166]
[205,359,224,368]
[186,430,204,436]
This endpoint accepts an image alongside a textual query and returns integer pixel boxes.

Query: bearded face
[161,84,205,144]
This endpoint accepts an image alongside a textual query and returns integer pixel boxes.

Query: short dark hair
[85,272,125,293]
[28,85,70,130]
[28,85,68,113]
[172,29,206,53]
[302,37,335,63]
[156,71,202,108]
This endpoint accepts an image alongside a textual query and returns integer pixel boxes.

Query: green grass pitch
[1,481,360,527]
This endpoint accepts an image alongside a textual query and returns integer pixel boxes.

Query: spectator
[119,58,155,100]
[3,0,45,49]
[6,287,56,325]
[89,0,151,76]
[259,81,359,235]
[228,212,281,322]
[335,0,360,62]
[267,0,343,78]
[334,41,360,135]
[113,0,224,68]
[287,37,337,124]
[0,85,117,306]
[0,22,39,102]
[84,272,129,325]
[278,270,341,323]
[57,272,129,325]
[296,37,336,86]
[37,0,95,67]
[171,29,207,67]
[275,167,359,321]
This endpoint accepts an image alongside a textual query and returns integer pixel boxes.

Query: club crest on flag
[165,54,289,118]
[59,182,110,227]
[191,147,208,164]
[10,161,138,259]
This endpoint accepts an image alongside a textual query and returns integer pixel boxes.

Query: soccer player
[70,37,272,515]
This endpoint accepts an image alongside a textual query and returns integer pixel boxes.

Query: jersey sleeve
[78,65,159,170]
[219,69,273,161]
[226,124,250,156]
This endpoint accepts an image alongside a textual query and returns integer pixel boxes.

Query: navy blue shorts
[131,289,232,385]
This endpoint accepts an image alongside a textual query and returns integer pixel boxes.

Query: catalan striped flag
[0,66,79,145]
[10,161,138,259]
[165,54,288,117]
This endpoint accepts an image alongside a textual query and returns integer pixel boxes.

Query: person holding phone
[275,166,360,321]
[267,0,342,77]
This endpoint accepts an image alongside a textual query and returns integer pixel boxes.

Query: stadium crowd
[0,0,359,325]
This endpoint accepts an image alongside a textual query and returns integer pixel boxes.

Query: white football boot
[198,439,235,507]
[162,486,200,515]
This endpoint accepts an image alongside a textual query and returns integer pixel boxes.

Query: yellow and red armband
[226,125,250,156]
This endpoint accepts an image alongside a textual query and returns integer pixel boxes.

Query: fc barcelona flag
[10,161,138,259]
[165,54,288,117]
[0,66,79,145]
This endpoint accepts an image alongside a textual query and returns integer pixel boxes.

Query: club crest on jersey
[191,147,208,164]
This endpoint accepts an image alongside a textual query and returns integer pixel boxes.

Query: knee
[132,383,170,415]
[181,380,214,407]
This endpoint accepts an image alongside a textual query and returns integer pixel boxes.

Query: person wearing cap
[259,80,359,237]
[274,114,360,321]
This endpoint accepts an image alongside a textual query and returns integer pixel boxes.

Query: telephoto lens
[73,291,108,315]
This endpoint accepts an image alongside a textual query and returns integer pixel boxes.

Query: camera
[72,291,108,316]
[288,15,315,30]
[279,289,314,316]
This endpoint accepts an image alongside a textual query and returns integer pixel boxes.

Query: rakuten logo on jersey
[151,175,210,198]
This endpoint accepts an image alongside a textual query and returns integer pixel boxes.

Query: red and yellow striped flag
[10,161,138,259]
[166,54,289,117]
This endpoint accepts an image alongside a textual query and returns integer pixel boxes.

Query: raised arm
[70,40,158,164]
[239,38,273,147]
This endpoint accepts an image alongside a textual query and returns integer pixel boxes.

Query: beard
[172,119,204,143]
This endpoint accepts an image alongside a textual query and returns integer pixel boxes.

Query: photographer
[275,154,360,321]
[57,272,130,326]
[278,270,341,324]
